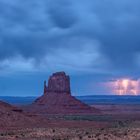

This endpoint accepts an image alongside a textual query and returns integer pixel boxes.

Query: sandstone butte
[27,72,99,115]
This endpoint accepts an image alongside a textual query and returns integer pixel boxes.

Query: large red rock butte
[44,72,71,94]
[30,72,99,115]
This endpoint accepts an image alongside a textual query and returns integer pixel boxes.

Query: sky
[0,0,140,96]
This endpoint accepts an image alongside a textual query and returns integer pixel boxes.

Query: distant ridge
[1,95,140,105]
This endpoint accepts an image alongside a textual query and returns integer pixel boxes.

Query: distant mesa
[27,71,99,115]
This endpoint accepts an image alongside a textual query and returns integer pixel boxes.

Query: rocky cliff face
[28,71,100,115]
[44,72,71,94]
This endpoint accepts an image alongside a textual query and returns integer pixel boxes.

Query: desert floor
[0,104,140,140]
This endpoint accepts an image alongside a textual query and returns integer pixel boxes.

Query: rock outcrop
[0,101,36,127]
[44,72,71,94]
[28,72,99,115]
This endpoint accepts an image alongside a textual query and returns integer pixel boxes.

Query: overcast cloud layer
[0,0,140,95]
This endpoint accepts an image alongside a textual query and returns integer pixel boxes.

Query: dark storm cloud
[0,0,140,76]
[48,0,77,28]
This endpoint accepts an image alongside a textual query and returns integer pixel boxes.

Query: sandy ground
[0,125,140,140]
[0,104,140,140]
[93,104,140,115]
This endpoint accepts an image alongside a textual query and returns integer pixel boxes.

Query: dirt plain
[0,104,140,140]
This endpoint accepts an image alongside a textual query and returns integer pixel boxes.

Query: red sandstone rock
[27,71,100,115]
[45,72,71,94]
[0,101,36,127]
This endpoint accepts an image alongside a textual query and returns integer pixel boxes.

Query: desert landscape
[0,72,140,140]
[0,0,140,139]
